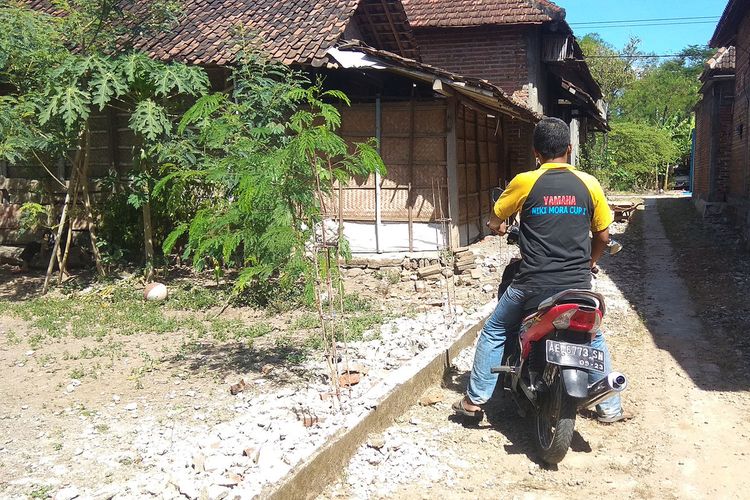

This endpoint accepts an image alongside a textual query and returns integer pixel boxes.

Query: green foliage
[579,34,641,107]
[17,202,50,235]
[157,54,385,299]
[581,38,713,190]
[583,121,678,191]
[0,3,209,270]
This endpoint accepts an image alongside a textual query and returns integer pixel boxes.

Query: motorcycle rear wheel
[534,376,576,464]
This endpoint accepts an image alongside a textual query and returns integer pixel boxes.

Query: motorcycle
[488,189,628,464]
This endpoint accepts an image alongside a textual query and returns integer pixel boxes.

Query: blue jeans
[467,285,622,418]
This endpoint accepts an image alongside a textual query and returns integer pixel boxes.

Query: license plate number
[545,340,605,373]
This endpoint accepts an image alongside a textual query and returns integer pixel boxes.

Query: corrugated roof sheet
[401,0,565,28]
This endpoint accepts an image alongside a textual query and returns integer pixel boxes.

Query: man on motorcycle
[453,117,630,424]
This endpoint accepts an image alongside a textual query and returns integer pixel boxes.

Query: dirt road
[326,197,750,499]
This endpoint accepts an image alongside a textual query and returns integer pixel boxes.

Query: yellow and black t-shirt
[494,163,613,291]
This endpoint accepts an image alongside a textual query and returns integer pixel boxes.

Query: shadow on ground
[598,197,750,391]
[443,367,594,467]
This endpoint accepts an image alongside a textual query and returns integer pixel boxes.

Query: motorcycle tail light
[552,307,601,333]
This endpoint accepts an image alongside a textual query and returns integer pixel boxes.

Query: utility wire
[572,21,718,29]
[569,15,720,26]
[587,54,709,59]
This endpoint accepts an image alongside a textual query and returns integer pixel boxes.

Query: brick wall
[413,26,531,103]
[727,14,750,240]
[730,16,750,201]
[694,79,734,202]
[694,96,711,198]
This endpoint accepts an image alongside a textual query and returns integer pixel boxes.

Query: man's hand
[487,217,507,236]
[590,227,610,268]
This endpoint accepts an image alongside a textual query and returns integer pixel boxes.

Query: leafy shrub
[156,53,384,300]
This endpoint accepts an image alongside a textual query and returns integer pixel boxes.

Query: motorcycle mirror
[490,187,504,204]
[608,240,623,255]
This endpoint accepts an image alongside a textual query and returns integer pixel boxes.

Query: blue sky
[561,0,727,54]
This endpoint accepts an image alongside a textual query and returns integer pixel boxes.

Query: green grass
[29,485,52,499]
[342,293,373,313]
[166,285,228,311]
[1,282,271,349]
[292,313,321,330]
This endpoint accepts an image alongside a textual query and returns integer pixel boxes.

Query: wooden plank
[378,0,405,56]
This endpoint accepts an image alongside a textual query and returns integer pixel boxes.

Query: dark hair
[533,117,571,160]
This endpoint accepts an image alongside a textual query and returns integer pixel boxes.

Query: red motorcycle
[493,226,628,464]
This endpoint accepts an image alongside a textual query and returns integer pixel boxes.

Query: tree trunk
[663,163,670,192]
[142,179,155,282]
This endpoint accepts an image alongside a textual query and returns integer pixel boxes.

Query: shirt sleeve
[493,173,529,221]
[588,177,614,232]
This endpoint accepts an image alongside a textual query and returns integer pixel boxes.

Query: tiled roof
[27,0,388,67]
[701,46,736,82]
[138,0,361,66]
[401,0,565,28]
[707,46,736,72]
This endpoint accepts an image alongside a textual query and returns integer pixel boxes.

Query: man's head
[533,117,572,163]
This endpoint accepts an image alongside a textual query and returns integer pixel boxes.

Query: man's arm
[487,173,530,235]
[487,211,508,235]
[591,227,609,268]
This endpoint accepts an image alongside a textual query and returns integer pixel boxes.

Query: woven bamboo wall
[337,100,448,223]
[456,104,502,242]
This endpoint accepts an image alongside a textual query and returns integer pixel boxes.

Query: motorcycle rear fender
[560,367,589,399]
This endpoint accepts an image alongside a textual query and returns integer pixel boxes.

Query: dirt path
[324,197,750,499]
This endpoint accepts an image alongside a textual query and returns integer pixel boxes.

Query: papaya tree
[0,2,209,289]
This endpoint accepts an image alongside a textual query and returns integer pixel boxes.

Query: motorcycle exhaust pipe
[580,372,628,409]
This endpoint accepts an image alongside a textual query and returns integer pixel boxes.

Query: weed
[95,423,109,433]
[237,322,273,340]
[292,313,321,330]
[4,330,20,344]
[69,367,85,380]
[29,485,52,499]
[52,442,63,451]
[342,293,373,313]
[384,269,401,285]
[343,312,387,342]
[167,285,227,311]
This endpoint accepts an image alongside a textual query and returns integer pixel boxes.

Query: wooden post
[374,95,382,254]
[473,111,482,236]
[663,163,670,192]
[407,98,416,252]
[445,99,461,250]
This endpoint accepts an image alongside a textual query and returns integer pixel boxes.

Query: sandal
[597,409,634,424]
[452,397,484,419]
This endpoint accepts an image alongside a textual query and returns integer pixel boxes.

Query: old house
[4,0,605,256]
[693,46,734,216]
[401,0,608,171]
[705,0,750,240]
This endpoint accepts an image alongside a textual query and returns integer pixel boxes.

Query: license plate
[545,340,605,374]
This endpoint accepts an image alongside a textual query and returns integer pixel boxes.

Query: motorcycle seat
[537,289,606,315]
